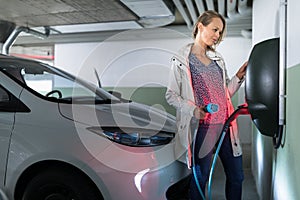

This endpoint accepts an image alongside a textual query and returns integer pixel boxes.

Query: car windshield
[0,58,120,104]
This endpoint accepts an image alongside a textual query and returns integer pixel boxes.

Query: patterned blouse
[189,52,227,124]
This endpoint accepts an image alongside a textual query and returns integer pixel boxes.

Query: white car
[0,54,190,200]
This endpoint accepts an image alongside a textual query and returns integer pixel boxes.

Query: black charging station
[245,38,281,144]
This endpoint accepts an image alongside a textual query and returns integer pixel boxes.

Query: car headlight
[87,127,174,147]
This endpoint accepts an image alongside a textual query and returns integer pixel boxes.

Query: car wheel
[22,168,102,200]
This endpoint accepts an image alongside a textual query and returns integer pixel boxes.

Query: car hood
[58,101,176,132]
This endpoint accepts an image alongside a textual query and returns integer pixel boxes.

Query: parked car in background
[0,54,189,200]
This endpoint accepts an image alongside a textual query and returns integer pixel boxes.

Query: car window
[1,59,120,104]
[22,69,96,99]
[0,87,9,103]
[0,85,30,112]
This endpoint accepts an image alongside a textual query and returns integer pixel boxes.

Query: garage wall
[251,0,280,199]
[272,0,300,199]
[252,0,300,199]
[55,30,251,85]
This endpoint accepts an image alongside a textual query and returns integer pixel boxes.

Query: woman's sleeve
[221,58,245,97]
[165,57,196,117]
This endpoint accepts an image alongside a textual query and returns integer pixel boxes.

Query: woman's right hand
[194,106,207,119]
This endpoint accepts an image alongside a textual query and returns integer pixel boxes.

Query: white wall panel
[54,29,250,87]
[287,0,300,67]
[253,0,280,45]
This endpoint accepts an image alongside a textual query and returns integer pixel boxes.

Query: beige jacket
[165,43,244,167]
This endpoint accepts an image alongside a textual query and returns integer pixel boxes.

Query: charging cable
[192,104,249,200]
[192,103,219,200]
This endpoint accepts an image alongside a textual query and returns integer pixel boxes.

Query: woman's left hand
[236,61,248,80]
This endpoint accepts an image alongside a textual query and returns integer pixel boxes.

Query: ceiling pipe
[226,0,253,39]
[227,0,239,19]
[184,0,198,24]
[195,0,205,15]
[241,29,252,39]
[237,0,253,38]
[2,26,49,55]
[218,0,226,16]
[172,0,193,29]
[171,0,252,37]
[205,0,215,10]
[238,0,252,16]
[228,0,252,19]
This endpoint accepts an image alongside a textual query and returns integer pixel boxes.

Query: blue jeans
[190,124,244,200]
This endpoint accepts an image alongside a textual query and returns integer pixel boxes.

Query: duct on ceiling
[172,0,252,37]
[121,0,176,28]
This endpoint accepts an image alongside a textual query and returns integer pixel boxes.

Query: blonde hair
[192,10,226,51]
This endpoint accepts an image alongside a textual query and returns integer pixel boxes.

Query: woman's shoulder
[171,43,193,66]
[177,43,193,57]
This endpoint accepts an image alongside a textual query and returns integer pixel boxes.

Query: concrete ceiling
[0,0,138,27]
[0,0,252,46]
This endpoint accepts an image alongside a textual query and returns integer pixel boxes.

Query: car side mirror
[108,90,131,103]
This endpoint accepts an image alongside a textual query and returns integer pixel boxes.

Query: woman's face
[198,17,224,47]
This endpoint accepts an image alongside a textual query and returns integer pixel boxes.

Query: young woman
[166,10,247,200]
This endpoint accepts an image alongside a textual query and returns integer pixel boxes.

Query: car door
[0,81,29,187]
[0,86,15,187]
